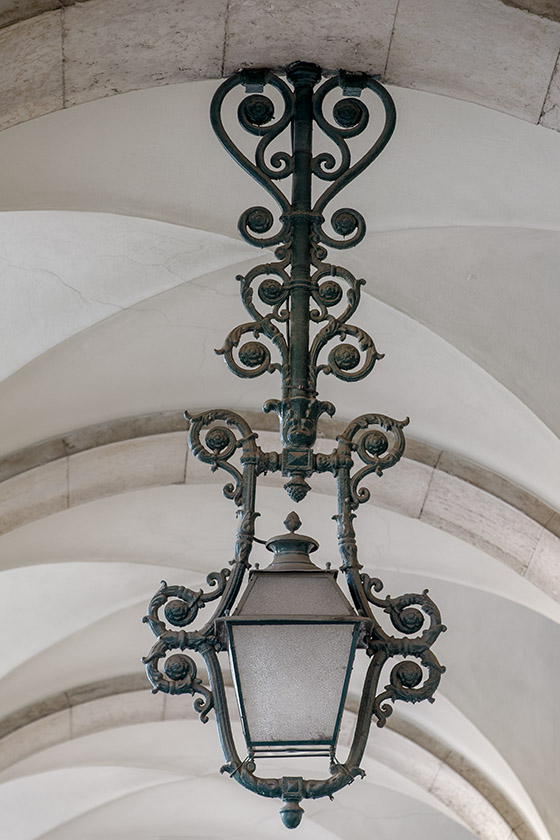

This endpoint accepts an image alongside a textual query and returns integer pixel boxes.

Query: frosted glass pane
[230,623,356,745]
[239,574,355,616]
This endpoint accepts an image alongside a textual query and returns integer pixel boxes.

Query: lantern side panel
[228,621,359,750]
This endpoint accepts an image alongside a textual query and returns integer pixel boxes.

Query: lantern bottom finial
[280,800,304,829]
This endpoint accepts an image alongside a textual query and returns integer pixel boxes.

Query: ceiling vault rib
[2,409,557,534]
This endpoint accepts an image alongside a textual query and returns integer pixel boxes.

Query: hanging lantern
[143,61,446,829]
[220,513,363,756]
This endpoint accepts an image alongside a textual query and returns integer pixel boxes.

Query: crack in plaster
[195,331,215,379]
[127,302,212,331]
[0,256,125,312]
[188,277,241,300]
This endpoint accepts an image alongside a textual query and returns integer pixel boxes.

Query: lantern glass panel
[227,619,359,749]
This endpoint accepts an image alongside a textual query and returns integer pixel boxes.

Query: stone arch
[1,410,558,601]
[1,0,559,133]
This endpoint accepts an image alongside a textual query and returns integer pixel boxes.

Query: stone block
[361,457,433,519]
[70,690,163,738]
[0,437,66,483]
[420,470,542,574]
[0,693,68,740]
[540,54,560,131]
[0,458,68,535]
[162,693,199,722]
[525,528,560,602]
[68,433,187,506]
[67,674,150,706]
[225,0,398,76]
[431,762,513,840]
[389,714,451,761]
[511,823,541,840]
[0,11,63,131]
[63,0,227,107]
[365,726,442,791]
[445,752,530,839]
[0,2,62,31]
[386,0,560,122]
[546,510,560,539]
[63,410,187,455]
[404,438,440,468]
[0,709,70,773]
[437,451,553,526]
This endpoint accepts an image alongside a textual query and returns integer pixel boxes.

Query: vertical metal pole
[285,63,321,403]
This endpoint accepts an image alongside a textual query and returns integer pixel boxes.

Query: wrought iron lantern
[220,512,362,759]
[143,61,445,829]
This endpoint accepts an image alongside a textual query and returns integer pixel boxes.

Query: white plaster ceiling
[0,211,250,380]
[1,73,559,840]
[3,80,560,232]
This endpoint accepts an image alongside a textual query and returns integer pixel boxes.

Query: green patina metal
[143,62,446,830]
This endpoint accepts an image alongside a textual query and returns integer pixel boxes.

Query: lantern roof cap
[264,512,321,572]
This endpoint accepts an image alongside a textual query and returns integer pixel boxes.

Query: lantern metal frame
[143,61,446,829]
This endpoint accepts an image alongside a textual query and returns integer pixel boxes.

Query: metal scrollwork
[337,413,410,507]
[142,644,214,722]
[143,62,444,829]
[362,578,446,643]
[184,408,262,505]
[311,320,384,385]
[216,257,290,382]
[371,646,446,728]
[359,575,447,726]
[211,67,294,249]
[142,580,218,721]
[144,404,270,720]
[312,72,396,250]
[307,259,384,387]
[216,319,285,380]
[142,574,230,638]
[210,62,397,464]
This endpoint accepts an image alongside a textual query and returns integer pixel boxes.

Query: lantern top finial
[283,511,301,533]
